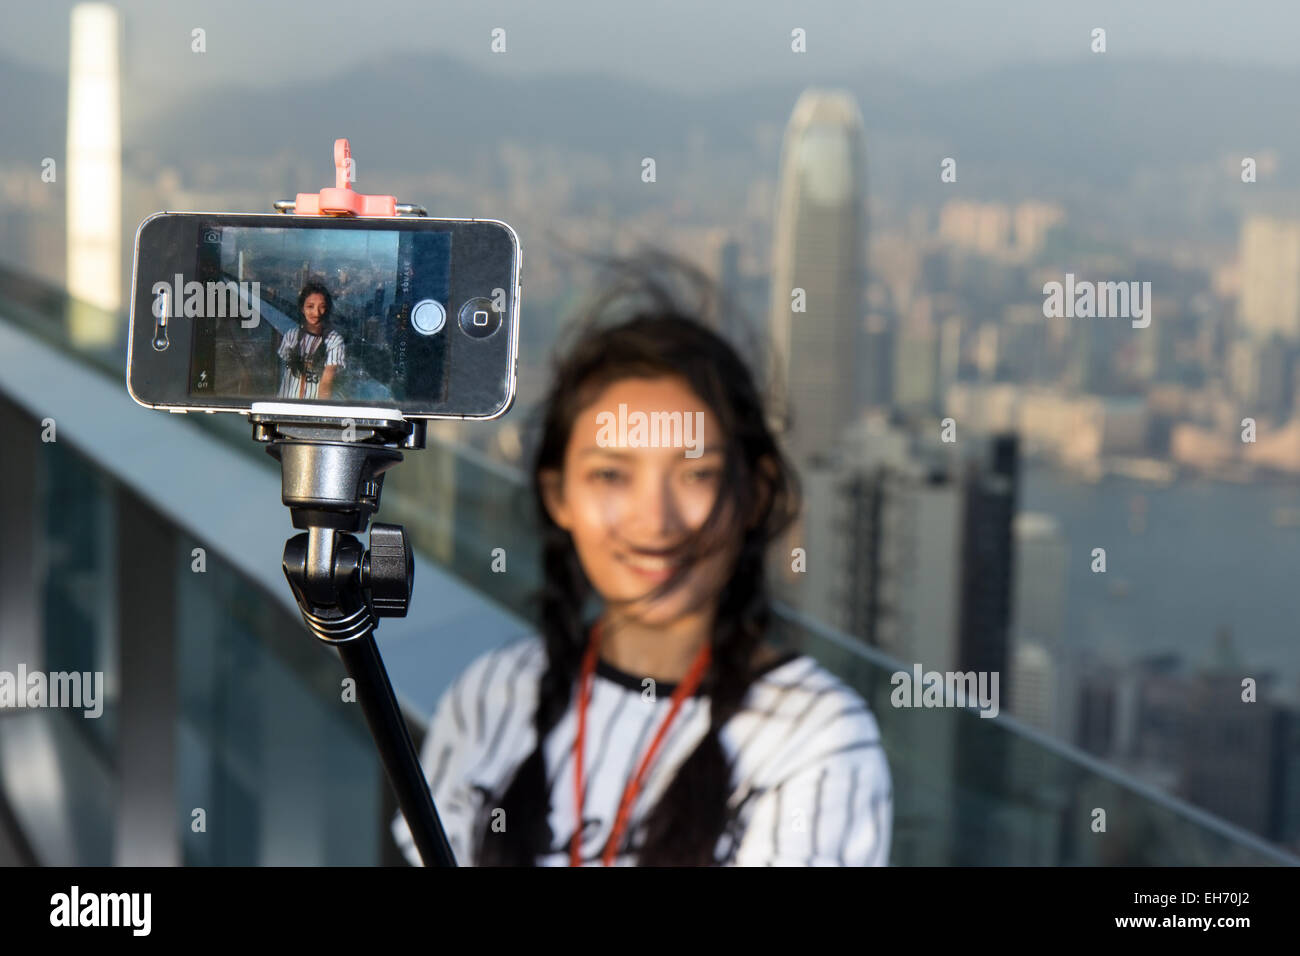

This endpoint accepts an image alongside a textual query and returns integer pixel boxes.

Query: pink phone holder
[274,139,425,218]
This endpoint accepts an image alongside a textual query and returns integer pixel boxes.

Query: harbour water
[1020,463,1300,695]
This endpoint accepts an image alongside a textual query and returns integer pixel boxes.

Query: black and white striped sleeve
[325,331,345,369]
[389,639,540,867]
[277,326,297,361]
[731,707,892,867]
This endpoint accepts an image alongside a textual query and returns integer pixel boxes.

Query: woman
[277,279,346,400]
[393,254,892,866]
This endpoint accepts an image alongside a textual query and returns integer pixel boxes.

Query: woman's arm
[389,638,541,866]
[729,711,892,866]
[317,332,346,398]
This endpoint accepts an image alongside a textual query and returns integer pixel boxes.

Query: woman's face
[542,375,740,628]
[302,292,326,329]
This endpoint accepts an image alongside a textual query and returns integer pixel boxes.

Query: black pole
[338,633,456,867]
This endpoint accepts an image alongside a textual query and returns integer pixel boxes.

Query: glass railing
[0,390,384,864]
[2,261,1295,866]
[172,527,382,865]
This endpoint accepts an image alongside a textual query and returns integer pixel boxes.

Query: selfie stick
[252,139,454,866]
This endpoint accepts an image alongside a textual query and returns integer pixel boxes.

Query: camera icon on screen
[203,229,220,243]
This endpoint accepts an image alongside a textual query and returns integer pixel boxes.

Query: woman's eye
[591,468,626,484]
[684,468,720,483]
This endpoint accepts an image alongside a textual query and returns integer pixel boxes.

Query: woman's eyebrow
[577,445,724,458]
[578,447,633,459]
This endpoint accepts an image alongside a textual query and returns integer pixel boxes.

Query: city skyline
[3,0,1300,858]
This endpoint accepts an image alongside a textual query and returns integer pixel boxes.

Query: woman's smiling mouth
[616,549,685,581]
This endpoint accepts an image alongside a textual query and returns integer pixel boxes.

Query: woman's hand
[319,364,338,398]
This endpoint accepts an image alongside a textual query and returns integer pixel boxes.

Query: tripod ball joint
[364,523,414,617]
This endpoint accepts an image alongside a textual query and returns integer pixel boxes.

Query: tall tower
[768,90,867,467]
[1010,512,1067,736]
[1237,216,1300,342]
[66,2,122,345]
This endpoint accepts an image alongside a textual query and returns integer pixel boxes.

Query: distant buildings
[938,199,1063,260]
[1074,637,1300,852]
[946,383,1149,472]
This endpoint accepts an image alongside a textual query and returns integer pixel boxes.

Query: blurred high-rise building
[1238,216,1300,342]
[861,312,894,409]
[1009,643,1054,733]
[956,433,1018,683]
[1010,514,1066,650]
[893,300,940,415]
[768,90,867,467]
[66,2,122,345]
[795,414,1016,685]
[1009,512,1067,736]
[1012,202,1065,258]
[1228,334,1292,421]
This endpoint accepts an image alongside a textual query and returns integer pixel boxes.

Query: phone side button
[168,408,188,414]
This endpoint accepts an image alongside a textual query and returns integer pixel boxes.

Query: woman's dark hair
[474,247,801,866]
[297,279,333,323]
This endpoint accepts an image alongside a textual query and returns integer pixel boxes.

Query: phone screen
[187,222,453,405]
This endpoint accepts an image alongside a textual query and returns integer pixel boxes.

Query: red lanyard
[570,619,712,866]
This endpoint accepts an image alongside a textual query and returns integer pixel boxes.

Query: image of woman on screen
[392,252,893,866]
[277,279,346,400]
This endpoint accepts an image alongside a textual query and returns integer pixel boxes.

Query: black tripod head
[251,405,424,641]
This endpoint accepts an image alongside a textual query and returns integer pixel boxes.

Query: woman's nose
[633,473,685,537]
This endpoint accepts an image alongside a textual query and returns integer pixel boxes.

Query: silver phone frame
[125,210,521,422]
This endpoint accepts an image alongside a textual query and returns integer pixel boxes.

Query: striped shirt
[277,326,346,400]
[391,635,892,866]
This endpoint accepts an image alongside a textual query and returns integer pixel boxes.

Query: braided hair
[474,250,801,865]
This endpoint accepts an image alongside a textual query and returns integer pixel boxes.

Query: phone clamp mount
[249,139,455,867]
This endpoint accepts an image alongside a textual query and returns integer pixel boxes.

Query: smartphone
[127,212,520,419]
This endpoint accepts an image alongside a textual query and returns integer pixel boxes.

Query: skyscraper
[66,2,122,346]
[957,434,1018,684]
[1238,216,1300,342]
[768,90,867,467]
[1010,512,1067,736]
[796,413,1015,685]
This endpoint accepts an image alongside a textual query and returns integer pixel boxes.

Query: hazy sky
[4,0,1300,112]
